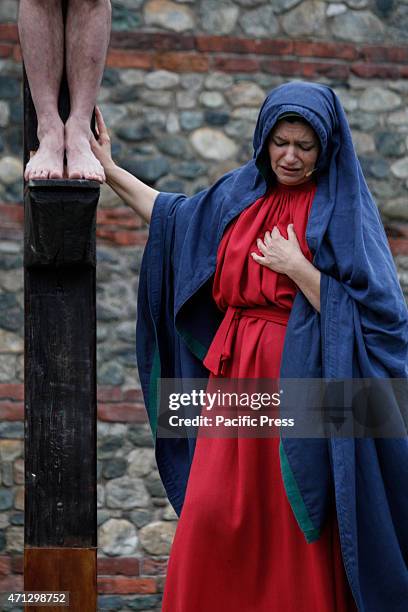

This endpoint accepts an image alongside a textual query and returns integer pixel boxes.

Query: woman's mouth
[280,166,301,172]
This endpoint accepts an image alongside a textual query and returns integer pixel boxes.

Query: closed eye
[272,140,315,151]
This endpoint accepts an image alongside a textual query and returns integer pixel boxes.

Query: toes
[49,168,63,179]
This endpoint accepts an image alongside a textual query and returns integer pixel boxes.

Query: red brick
[0,575,24,591]
[97,576,157,594]
[0,204,24,224]
[197,35,293,56]
[123,389,144,402]
[0,557,11,577]
[0,43,13,58]
[0,402,24,421]
[262,59,349,79]
[0,24,19,43]
[360,45,408,64]
[110,32,195,52]
[97,386,123,402]
[10,556,23,574]
[97,207,144,229]
[97,557,140,577]
[107,49,152,69]
[96,228,149,246]
[389,238,408,256]
[212,56,260,73]
[293,40,357,61]
[140,558,168,576]
[153,52,209,73]
[0,384,24,401]
[351,62,399,79]
[98,403,147,423]
[12,44,22,62]
[0,227,23,241]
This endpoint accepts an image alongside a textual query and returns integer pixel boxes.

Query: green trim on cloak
[177,325,209,362]
[279,440,321,544]
[148,347,161,441]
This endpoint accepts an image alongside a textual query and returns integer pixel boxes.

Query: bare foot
[65,117,105,182]
[24,120,65,181]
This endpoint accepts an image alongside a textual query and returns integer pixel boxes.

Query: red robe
[162,179,357,611]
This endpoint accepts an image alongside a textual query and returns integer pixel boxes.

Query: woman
[92,81,408,611]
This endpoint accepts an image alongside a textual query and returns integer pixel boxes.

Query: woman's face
[267,120,320,186]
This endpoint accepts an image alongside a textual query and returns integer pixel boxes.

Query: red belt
[203,304,290,376]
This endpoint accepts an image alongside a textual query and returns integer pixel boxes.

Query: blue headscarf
[137,81,408,611]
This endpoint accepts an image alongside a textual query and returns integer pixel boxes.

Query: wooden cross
[23,2,99,610]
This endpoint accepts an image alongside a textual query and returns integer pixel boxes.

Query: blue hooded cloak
[136,81,408,611]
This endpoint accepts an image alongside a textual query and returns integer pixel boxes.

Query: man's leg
[18,0,65,180]
[65,0,111,182]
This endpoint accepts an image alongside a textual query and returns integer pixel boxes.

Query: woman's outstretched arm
[90,106,158,224]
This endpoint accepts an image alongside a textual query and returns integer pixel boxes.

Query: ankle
[37,116,64,141]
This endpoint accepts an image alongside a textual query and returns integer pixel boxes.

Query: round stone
[201,2,239,34]
[205,110,230,127]
[204,72,234,91]
[0,440,23,461]
[180,111,204,131]
[128,448,155,477]
[139,520,177,555]
[359,88,401,112]
[351,131,375,154]
[145,70,180,90]
[158,135,189,157]
[0,293,23,332]
[333,89,358,112]
[0,489,13,511]
[144,0,195,32]
[0,422,24,439]
[239,6,279,37]
[0,156,23,185]
[190,128,238,160]
[6,526,23,553]
[326,3,347,17]
[121,157,170,183]
[390,157,408,179]
[129,508,153,528]
[282,1,327,36]
[272,0,303,12]
[388,109,408,127]
[0,0,18,21]
[0,329,23,353]
[330,10,385,42]
[98,362,125,386]
[235,0,268,6]
[0,101,10,128]
[380,198,408,221]
[226,82,265,107]
[99,518,138,556]
[103,458,128,479]
[162,503,178,521]
[127,424,154,447]
[173,160,207,179]
[166,112,180,134]
[106,476,150,509]
[199,91,225,109]
[116,122,152,142]
[375,132,406,157]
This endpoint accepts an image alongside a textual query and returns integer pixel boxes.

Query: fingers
[95,106,108,137]
[287,223,299,243]
[251,252,266,265]
[257,238,269,256]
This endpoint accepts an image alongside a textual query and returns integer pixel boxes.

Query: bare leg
[18,0,65,180]
[65,0,111,182]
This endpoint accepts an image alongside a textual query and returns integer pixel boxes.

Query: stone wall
[0,1,407,610]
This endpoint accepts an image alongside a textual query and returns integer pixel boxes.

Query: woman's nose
[284,145,297,162]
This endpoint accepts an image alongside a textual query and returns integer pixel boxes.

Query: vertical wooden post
[23,1,100,610]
